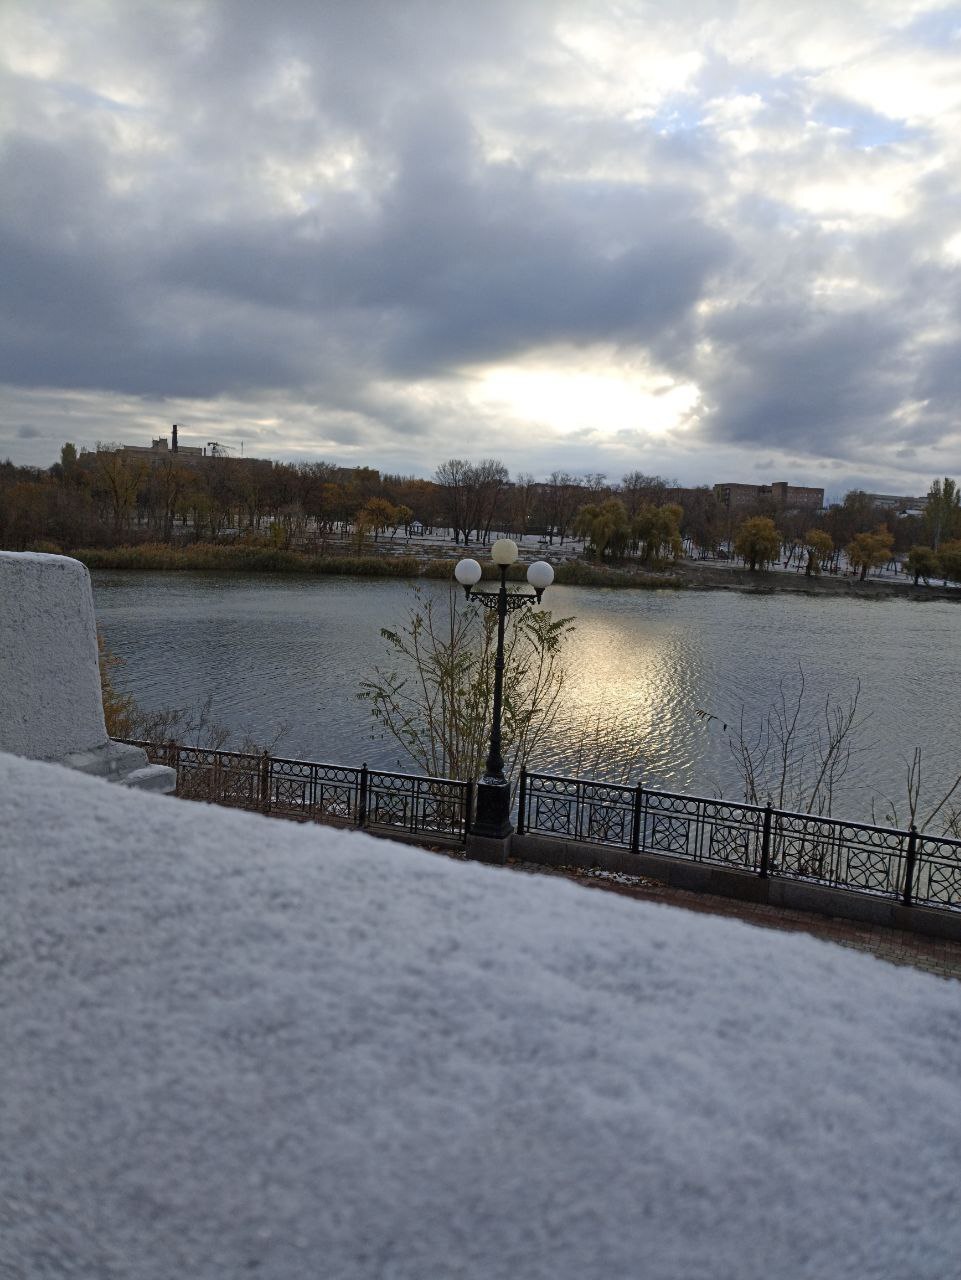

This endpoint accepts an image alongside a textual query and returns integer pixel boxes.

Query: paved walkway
[508,860,961,982]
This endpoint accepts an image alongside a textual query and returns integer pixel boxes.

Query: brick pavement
[507,860,961,982]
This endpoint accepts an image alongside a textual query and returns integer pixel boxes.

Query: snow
[1,750,959,1280]
[0,551,108,759]
[0,551,174,791]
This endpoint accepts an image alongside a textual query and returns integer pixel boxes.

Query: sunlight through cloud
[471,353,700,440]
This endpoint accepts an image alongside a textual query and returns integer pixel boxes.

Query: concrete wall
[0,552,109,759]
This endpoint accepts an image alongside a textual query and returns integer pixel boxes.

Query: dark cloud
[704,306,912,456]
[0,83,728,403]
[915,334,961,427]
[0,0,959,487]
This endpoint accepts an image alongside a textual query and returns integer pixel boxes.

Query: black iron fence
[125,742,473,847]
[125,741,961,912]
[518,769,961,912]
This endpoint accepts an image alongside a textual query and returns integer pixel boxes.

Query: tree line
[0,447,686,552]
[1,444,958,582]
[730,479,961,582]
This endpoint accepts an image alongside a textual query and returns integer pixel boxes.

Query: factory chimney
[171,424,179,454]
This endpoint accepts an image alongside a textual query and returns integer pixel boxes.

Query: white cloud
[815,49,961,126]
[1,0,960,490]
[470,349,700,440]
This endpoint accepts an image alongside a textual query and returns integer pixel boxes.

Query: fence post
[630,782,643,854]
[260,750,271,815]
[358,763,369,829]
[516,768,527,836]
[412,776,421,838]
[759,803,773,879]
[464,781,474,842]
[901,825,918,906]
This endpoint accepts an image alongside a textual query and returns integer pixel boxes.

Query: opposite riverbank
[70,541,961,601]
[676,561,961,602]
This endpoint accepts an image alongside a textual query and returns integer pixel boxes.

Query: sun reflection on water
[91,573,961,821]
[539,594,710,790]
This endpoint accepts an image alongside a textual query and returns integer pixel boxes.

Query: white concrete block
[119,764,180,792]
[0,551,108,759]
[0,551,176,793]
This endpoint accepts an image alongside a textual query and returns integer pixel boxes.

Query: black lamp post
[454,539,554,839]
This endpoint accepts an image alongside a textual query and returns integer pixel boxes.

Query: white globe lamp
[526,561,554,597]
[490,538,519,566]
[454,558,483,590]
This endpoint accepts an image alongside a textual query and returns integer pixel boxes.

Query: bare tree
[538,471,582,544]
[434,458,474,544]
[433,458,509,544]
[469,458,509,542]
[360,587,575,786]
[92,452,147,536]
[507,473,539,538]
[699,668,866,815]
[875,748,961,835]
[620,471,672,519]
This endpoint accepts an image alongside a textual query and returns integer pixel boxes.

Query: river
[91,571,961,823]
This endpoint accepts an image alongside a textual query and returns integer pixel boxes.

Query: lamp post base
[467,831,513,865]
[472,776,514,840]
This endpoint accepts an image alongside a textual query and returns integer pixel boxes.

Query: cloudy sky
[2,1,960,495]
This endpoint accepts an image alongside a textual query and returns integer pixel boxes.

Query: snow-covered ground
[2,750,959,1279]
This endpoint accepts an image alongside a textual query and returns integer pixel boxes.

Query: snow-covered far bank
[1,752,959,1280]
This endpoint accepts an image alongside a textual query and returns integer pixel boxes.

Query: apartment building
[713,481,825,513]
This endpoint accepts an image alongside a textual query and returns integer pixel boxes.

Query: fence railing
[517,769,961,913]
[123,742,473,847]
[125,741,961,912]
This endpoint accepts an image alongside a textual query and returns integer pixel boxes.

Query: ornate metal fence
[518,769,961,912]
[123,742,473,846]
[122,741,961,911]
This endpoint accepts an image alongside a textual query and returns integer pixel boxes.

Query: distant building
[771,482,824,511]
[103,427,272,482]
[713,483,766,512]
[863,493,928,512]
[713,481,824,513]
[120,424,206,459]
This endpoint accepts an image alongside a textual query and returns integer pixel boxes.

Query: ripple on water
[91,572,961,820]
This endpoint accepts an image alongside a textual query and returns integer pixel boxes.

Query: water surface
[92,571,961,822]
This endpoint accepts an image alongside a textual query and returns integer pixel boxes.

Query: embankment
[64,542,961,601]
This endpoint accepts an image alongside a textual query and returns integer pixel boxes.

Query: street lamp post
[454,539,555,840]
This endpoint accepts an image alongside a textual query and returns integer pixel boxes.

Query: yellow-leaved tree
[846,527,893,581]
[803,529,833,576]
[97,631,136,739]
[734,516,780,571]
